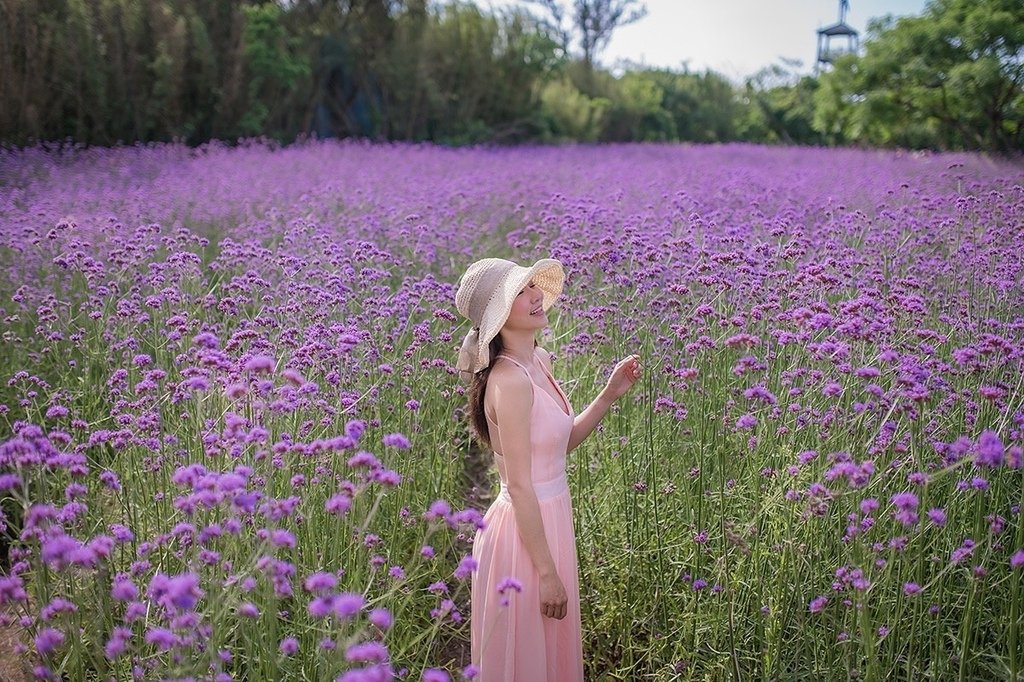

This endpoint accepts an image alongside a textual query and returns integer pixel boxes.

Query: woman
[455,257,641,681]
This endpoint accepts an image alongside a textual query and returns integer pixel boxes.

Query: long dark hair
[467,334,537,449]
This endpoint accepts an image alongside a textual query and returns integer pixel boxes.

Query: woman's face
[504,279,547,331]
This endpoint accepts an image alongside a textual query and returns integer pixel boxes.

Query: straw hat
[454,257,564,380]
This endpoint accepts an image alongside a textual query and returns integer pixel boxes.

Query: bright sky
[476,0,931,81]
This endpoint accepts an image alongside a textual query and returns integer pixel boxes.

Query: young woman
[455,257,641,681]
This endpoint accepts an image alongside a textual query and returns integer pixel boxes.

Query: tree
[525,0,647,76]
[740,60,821,145]
[815,0,1024,151]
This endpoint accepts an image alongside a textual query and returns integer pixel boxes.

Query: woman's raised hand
[605,354,642,401]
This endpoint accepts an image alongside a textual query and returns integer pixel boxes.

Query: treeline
[1,0,1020,151]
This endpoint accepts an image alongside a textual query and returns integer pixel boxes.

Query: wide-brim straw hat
[455,257,564,380]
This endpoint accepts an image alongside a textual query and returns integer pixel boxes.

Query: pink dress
[470,349,584,681]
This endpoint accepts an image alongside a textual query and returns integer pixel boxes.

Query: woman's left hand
[604,354,642,401]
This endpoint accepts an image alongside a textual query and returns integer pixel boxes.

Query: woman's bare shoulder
[487,358,533,395]
[534,345,554,371]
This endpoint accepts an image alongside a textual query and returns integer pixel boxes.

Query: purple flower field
[1,141,1023,680]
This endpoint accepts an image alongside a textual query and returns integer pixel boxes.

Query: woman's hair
[467,335,537,449]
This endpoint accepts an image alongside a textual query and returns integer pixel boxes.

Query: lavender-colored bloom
[822,382,843,397]
[975,430,1004,468]
[99,469,121,491]
[369,608,393,630]
[333,592,365,618]
[337,667,392,682]
[270,529,296,549]
[104,626,131,660]
[282,368,305,386]
[124,601,147,623]
[45,405,69,420]
[145,627,177,650]
[40,533,83,570]
[345,420,367,441]
[308,596,334,619]
[496,576,522,595]
[927,508,947,526]
[808,596,828,614]
[325,492,352,516]
[903,582,922,596]
[426,499,451,520]
[346,641,389,663]
[0,576,28,605]
[907,471,928,486]
[40,598,76,621]
[1011,550,1024,570]
[193,332,219,349]
[382,432,411,449]
[111,575,138,601]
[35,628,64,656]
[304,572,338,593]
[243,355,275,373]
[891,492,918,510]
[736,414,757,430]
[950,538,977,565]
[1009,446,1023,470]
[238,602,260,618]
[225,382,247,399]
[347,451,381,469]
[375,469,401,486]
[279,637,299,656]
[109,524,134,543]
[797,450,818,465]
[891,491,919,527]
[454,555,477,580]
[148,572,203,611]
[449,508,485,529]
[423,669,450,682]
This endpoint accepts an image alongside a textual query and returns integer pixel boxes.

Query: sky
[477,0,931,81]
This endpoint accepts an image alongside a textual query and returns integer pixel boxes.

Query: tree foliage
[527,0,647,74]
[0,0,1019,151]
[815,0,1024,150]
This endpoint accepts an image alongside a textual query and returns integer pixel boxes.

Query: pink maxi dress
[470,349,584,681]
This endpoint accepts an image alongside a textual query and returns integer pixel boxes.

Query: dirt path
[0,607,27,682]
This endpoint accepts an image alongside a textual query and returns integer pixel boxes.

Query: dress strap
[495,353,531,373]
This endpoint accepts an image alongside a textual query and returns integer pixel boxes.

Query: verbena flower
[35,627,64,656]
[974,430,1004,468]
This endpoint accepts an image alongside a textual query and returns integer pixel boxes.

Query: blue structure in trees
[815,0,859,73]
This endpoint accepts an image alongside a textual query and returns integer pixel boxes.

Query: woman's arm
[536,348,641,454]
[490,365,568,620]
[566,388,616,453]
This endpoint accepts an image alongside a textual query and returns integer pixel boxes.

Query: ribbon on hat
[456,326,487,382]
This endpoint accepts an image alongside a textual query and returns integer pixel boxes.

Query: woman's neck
[497,331,535,366]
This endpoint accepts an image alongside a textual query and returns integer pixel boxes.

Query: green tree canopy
[815,0,1024,150]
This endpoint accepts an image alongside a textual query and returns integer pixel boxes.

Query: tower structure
[815,0,859,73]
